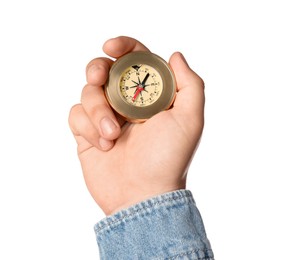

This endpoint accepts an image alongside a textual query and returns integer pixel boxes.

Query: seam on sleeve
[166,249,215,260]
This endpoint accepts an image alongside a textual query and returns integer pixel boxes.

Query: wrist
[106,184,186,216]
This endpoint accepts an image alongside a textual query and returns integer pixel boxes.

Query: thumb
[169,52,205,133]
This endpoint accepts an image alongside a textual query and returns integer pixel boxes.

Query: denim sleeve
[94,190,214,260]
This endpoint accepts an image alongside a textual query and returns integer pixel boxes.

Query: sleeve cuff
[94,189,214,260]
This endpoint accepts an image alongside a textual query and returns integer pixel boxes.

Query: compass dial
[120,64,163,107]
[105,51,176,123]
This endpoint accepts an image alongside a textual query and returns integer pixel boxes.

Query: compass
[104,51,176,123]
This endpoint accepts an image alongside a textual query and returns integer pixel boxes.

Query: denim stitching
[166,248,214,260]
[95,192,193,233]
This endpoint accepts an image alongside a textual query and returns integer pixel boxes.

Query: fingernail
[99,137,113,150]
[100,117,118,136]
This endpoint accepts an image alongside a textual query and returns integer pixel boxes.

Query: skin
[68,36,205,215]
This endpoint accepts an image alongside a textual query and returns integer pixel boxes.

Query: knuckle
[68,104,82,133]
[69,104,82,119]
[192,72,205,88]
[87,103,109,120]
[81,83,91,102]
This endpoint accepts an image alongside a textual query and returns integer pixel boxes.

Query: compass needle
[142,73,150,86]
[132,80,139,85]
[132,87,144,102]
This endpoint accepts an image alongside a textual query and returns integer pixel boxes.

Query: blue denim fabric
[94,190,214,260]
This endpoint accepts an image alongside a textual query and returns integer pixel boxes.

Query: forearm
[94,190,214,260]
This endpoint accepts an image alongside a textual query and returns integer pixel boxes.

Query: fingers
[81,82,121,138]
[86,57,113,86]
[70,57,121,152]
[103,36,150,58]
[169,52,205,133]
[83,56,121,141]
[69,104,114,151]
[86,36,149,84]
[69,37,151,152]
[79,36,150,143]
[70,37,150,152]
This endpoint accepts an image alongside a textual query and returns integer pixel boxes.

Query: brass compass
[104,51,176,123]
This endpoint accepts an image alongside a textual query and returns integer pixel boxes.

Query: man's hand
[68,36,205,215]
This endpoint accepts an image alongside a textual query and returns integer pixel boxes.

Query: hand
[69,36,205,215]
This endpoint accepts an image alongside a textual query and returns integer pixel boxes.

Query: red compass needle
[132,86,144,102]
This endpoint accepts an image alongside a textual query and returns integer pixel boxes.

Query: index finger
[103,36,150,58]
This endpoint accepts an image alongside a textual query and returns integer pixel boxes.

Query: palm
[78,109,199,214]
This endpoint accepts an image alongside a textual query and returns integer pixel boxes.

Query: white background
[0,0,294,259]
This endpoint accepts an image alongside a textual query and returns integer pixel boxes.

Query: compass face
[105,51,176,123]
[119,64,163,107]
